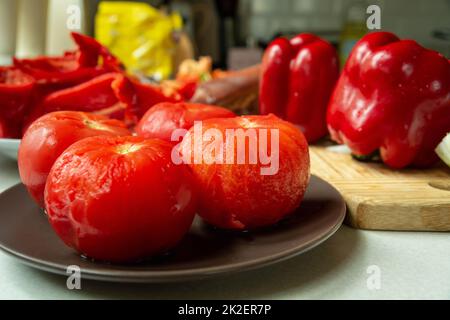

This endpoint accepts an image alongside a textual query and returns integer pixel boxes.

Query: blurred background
[0,0,449,77]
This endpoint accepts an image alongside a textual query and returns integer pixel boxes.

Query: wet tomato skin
[180,114,310,230]
[18,111,130,207]
[44,135,197,263]
[136,102,235,142]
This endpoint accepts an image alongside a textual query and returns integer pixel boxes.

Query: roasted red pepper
[41,73,125,115]
[0,67,35,138]
[259,33,339,143]
[13,32,120,89]
[24,73,179,131]
[71,32,121,71]
[114,77,180,124]
[23,73,124,131]
[327,32,450,168]
[4,32,182,137]
[11,32,124,134]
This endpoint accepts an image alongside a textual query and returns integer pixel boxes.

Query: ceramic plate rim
[0,176,346,283]
[0,138,21,160]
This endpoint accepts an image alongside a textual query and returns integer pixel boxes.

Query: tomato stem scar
[83,119,116,133]
[116,143,142,155]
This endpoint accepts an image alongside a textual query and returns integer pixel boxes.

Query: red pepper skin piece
[327,32,450,168]
[41,73,123,114]
[259,34,339,143]
[13,32,121,87]
[114,77,181,123]
[0,67,35,138]
[38,73,124,117]
[23,73,126,132]
[23,74,179,133]
[13,55,104,87]
[71,32,121,71]
[177,80,197,101]
[131,80,180,118]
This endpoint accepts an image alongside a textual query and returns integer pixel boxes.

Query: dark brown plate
[0,175,345,283]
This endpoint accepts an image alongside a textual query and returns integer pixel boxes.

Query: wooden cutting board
[310,144,450,231]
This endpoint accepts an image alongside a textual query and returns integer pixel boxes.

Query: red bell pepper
[0,67,35,138]
[327,32,450,168]
[259,33,339,142]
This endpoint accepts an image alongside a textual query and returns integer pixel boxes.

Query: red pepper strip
[13,55,105,87]
[22,73,126,133]
[174,80,197,101]
[40,73,125,114]
[24,73,179,131]
[0,67,35,138]
[159,80,195,103]
[259,33,339,143]
[71,32,121,71]
[114,77,180,124]
[327,32,450,168]
[13,32,121,87]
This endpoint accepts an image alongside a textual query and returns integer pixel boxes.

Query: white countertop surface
[0,156,449,300]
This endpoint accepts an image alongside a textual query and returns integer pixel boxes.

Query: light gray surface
[0,156,449,299]
[0,139,20,160]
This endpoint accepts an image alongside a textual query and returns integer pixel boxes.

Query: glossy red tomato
[45,136,197,262]
[18,111,130,207]
[179,114,310,230]
[135,102,235,142]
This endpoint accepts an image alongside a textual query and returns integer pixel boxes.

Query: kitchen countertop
[0,156,449,300]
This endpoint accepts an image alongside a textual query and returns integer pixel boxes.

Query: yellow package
[95,1,182,80]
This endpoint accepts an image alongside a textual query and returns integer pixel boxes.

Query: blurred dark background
[1,0,449,71]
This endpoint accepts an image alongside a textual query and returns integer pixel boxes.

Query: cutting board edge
[344,196,450,231]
